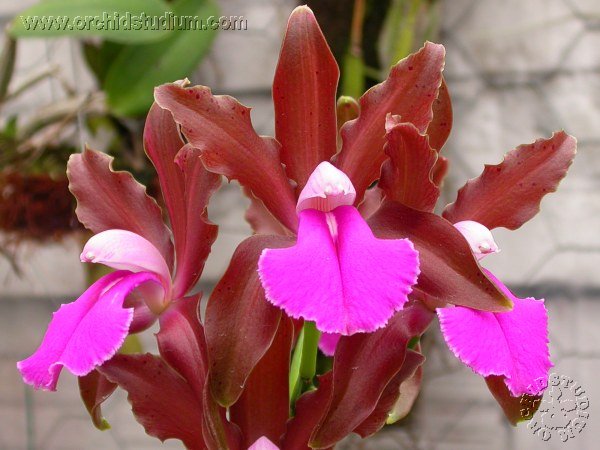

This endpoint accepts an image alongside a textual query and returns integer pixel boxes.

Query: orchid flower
[437,221,552,396]
[258,161,420,335]
[17,230,171,390]
[152,6,576,443]
[18,105,220,393]
[17,5,578,448]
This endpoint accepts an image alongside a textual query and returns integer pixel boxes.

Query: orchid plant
[17,6,577,450]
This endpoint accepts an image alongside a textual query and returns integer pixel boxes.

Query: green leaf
[289,326,305,406]
[104,0,219,117]
[82,41,125,85]
[289,321,321,410]
[9,0,173,43]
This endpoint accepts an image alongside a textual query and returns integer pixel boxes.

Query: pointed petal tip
[249,436,280,450]
[291,4,315,17]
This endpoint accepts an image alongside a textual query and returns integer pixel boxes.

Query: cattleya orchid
[18,229,171,390]
[17,5,577,450]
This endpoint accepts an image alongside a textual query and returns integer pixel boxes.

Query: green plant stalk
[289,326,304,406]
[299,321,320,382]
[289,321,321,410]
[341,0,366,98]
[341,52,365,99]
[392,0,422,64]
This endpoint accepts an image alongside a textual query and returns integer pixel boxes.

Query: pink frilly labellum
[17,230,171,390]
[437,221,552,396]
[258,162,420,335]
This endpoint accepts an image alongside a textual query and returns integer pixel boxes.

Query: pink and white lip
[258,162,420,336]
[453,220,500,260]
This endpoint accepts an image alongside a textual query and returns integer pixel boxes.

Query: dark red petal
[205,235,295,406]
[244,187,290,236]
[426,77,452,152]
[230,317,294,447]
[67,148,173,268]
[156,294,207,400]
[283,372,334,450]
[369,201,512,311]
[335,42,445,202]
[172,145,220,297]
[144,104,220,297]
[309,302,434,448]
[98,354,205,449]
[78,369,118,430]
[143,103,186,260]
[387,360,423,423]
[379,120,440,212]
[202,380,243,450]
[485,375,543,425]
[357,187,383,219]
[273,5,339,191]
[155,82,298,232]
[443,131,577,230]
[354,349,425,437]
[432,155,449,187]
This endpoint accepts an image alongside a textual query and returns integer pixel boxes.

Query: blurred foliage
[307,0,441,96]
[0,0,219,243]
[9,0,172,43]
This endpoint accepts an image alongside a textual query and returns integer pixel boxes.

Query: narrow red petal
[426,77,453,152]
[172,145,220,297]
[205,235,295,406]
[202,379,243,450]
[309,303,434,448]
[273,5,339,191]
[282,372,333,450]
[243,187,290,236]
[67,148,173,268]
[443,131,577,230]
[336,42,445,202]
[99,354,205,449]
[354,349,425,437]
[155,82,298,232]
[379,119,440,212]
[78,369,117,430]
[369,201,513,311]
[485,375,543,425]
[157,295,207,400]
[143,103,186,267]
[230,318,294,447]
[432,155,449,186]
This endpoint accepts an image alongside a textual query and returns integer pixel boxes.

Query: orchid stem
[299,321,320,384]
[289,321,321,410]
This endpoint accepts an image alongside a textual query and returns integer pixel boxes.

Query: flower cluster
[17,6,576,449]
